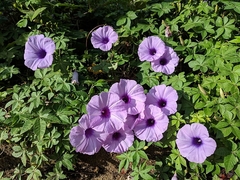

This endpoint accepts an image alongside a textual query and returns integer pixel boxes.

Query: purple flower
[176,123,217,163]
[87,92,127,133]
[138,36,166,62]
[133,105,169,142]
[102,125,134,153]
[24,34,55,71]
[69,114,105,155]
[125,111,144,130]
[91,26,118,51]
[151,46,179,75]
[171,173,178,180]
[146,84,178,115]
[109,79,146,115]
[71,71,79,84]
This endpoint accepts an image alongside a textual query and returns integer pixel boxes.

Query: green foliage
[1,0,240,179]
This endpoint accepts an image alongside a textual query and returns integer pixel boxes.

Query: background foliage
[1,0,240,179]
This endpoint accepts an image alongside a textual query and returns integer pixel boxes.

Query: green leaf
[33,119,46,140]
[118,159,126,172]
[224,154,238,173]
[235,164,240,177]
[116,17,126,26]
[126,11,137,20]
[30,7,47,21]
[139,172,153,180]
[138,150,148,160]
[34,69,43,79]
[20,119,36,134]
[17,18,28,28]
[231,126,240,139]
[216,16,223,27]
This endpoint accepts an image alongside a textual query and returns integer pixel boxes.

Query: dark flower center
[102,37,109,44]
[37,49,47,59]
[133,113,139,119]
[112,132,121,140]
[101,107,110,118]
[122,94,130,104]
[192,137,202,147]
[85,128,93,138]
[146,118,155,127]
[159,58,168,65]
[149,48,156,55]
[158,99,167,108]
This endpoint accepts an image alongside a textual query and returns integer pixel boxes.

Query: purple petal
[134,105,169,142]
[109,79,146,115]
[91,26,118,51]
[138,36,166,62]
[102,125,134,153]
[176,123,217,163]
[24,34,55,71]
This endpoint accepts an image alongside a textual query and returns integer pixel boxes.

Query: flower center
[146,118,155,127]
[158,99,167,108]
[101,107,110,118]
[159,58,168,65]
[192,137,202,147]
[122,94,130,104]
[112,132,121,140]
[37,49,47,59]
[149,48,156,55]
[85,128,93,138]
[102,37,109,44]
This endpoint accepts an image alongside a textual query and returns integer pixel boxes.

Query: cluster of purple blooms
[23,25,217,164]
[69,79,178,155]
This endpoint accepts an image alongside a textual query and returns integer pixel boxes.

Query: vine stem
[85,24,106,50]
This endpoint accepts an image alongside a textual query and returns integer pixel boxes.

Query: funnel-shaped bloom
[91,26,118,51]
[102,125,134,153]
[69,114,105,155]
[138,36,166,62]
[151,46,179,75]
[176,123,217,163]
[133,105,169,142]
[109,79,146,115]
[146,84,178,115]
[87,92,127,133]
[24,34,55,71]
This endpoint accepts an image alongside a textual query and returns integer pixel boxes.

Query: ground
[0,143,131,180]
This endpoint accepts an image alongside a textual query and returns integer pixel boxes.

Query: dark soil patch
[0,143,21,178]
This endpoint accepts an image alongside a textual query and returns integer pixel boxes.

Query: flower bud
[71,71,79,84]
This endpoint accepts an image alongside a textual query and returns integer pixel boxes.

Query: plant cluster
[1,0,240,180]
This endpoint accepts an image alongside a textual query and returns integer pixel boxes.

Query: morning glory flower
[102,125,134,153]
[125,111,144,130]
[176,123,217,163]
[87,92,127,133]
[133,105,169,142]
[138,36,166,62]
[146,84,178,115]
[69,114,105,155]
[91,25,118,51]
[24,34,56,71]
[151,46,179,75]
[109,79,146,115]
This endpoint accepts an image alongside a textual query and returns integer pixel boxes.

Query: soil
[0,143,132,180]
[0,142,162,180]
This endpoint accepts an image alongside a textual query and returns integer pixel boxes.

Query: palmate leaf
[222,1,240,14]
